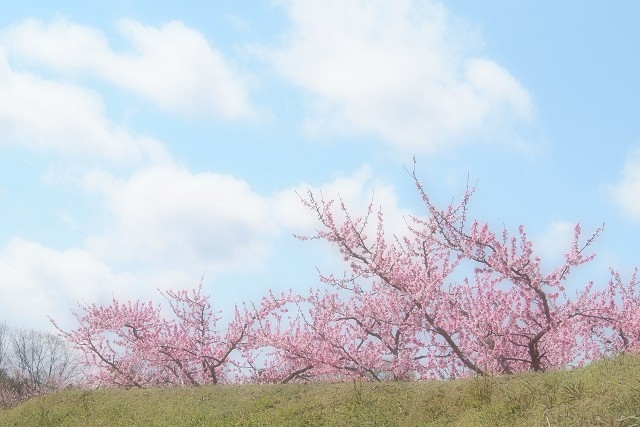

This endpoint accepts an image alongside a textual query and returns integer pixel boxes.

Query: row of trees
[53,167,639,387]
[0,323,81,407]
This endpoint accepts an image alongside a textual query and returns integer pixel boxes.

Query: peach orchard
[53,166,640,387]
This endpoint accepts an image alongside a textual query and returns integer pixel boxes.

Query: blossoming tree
[256,164,638,381]
[52,283,264,387]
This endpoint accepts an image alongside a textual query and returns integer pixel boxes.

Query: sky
[0,1,638,333]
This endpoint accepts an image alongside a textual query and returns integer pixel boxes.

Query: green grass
[2,354,640,426]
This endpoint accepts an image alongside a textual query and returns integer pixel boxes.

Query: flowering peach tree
[254,165,639,381]
[52,284,266,387]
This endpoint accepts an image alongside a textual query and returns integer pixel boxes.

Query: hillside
[1,354,639,426]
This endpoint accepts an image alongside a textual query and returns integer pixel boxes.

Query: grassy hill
[1,354,639,426]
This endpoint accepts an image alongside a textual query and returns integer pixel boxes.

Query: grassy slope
[1,355,639,427]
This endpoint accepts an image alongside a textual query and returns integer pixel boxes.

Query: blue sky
[0,1,638,332]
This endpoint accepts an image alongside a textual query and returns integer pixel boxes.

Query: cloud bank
[267,0,533,151]
[3,18,256,120]
[609,148,640,222]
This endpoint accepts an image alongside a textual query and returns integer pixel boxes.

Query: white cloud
[0,237,216,332]
[84,165,277,274]
[0,238,136,331]
[82,164,417,292]
[0,48,168,163]
[0,165,281,331]
[609,148,640,222]
[266,0,533,151]
[3,18,256,120]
